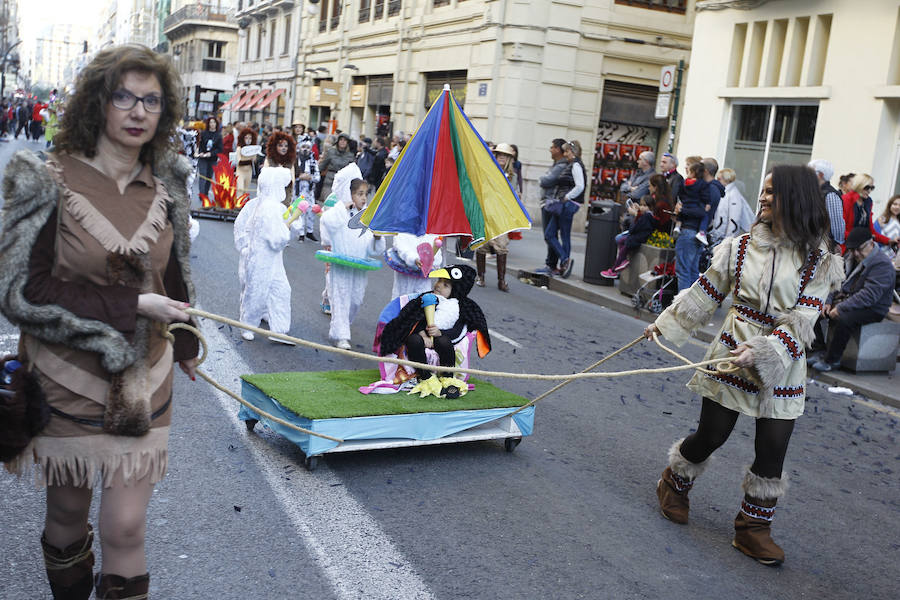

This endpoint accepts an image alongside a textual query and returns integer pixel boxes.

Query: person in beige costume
[645,165,844,567]
[0,45,199,599]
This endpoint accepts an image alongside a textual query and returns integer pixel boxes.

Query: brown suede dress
[12,154,195,488]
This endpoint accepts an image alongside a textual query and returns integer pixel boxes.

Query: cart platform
[238,370,534,469]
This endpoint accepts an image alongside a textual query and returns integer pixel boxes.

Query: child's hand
[420,330,434,348]
[426,324,441,337]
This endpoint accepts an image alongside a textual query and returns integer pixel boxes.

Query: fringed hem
[22,427,170,489]
[47,158,169,255]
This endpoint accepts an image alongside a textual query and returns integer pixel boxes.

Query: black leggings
[405,332,455,378]
[679,397,795,479]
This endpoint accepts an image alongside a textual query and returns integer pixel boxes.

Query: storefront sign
[349,84,367,108]
[309,81,341,107]
[655,93,671,119]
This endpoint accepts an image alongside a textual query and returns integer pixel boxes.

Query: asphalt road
[1,138,898,599]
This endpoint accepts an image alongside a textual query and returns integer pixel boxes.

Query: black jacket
[834,249,896,317]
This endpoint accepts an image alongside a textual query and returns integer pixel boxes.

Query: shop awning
[253,88,285,111]
[235,89,266,111]
[219,89,246,111]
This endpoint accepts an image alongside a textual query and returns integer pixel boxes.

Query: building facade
[1,0,23,96]
[164,0,240,121]
[31,24,93,90]
[224,0,303,128]
[678,0,900,210]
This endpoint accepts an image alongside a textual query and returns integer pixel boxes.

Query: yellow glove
[408,374,443,398]
[439,376,468,397]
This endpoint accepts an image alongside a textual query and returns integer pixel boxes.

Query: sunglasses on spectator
[863,185,875,191]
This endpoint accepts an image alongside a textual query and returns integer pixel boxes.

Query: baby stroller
[630,259,677,315]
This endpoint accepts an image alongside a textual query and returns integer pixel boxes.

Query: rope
[183,308,737,381]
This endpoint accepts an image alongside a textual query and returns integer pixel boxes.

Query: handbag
[0,355,50,463]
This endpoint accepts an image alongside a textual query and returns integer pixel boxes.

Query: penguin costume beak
[428,268,451,279]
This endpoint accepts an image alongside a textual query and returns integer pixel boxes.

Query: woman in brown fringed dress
[0,45,199,599]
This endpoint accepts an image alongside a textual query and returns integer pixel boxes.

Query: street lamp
[0,40,23,98]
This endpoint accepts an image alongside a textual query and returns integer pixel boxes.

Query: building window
[725,102,819,207]
[359,0,370,22]
[387,0,401,17]
[330,0,342,30]
[256,23,263,59]
[433,0,450,6]
[374,0,384,19]
[319,1,328,32]
[203,41,225,72]
[283,15,291,54]
[614,0,686,14]
[269,19,276,56]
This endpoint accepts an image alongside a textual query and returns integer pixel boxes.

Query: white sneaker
[269,336,297,345]
[695,231,709,246]
[241,331,255,341]
[335,339,352,350]
[672,225,681,239]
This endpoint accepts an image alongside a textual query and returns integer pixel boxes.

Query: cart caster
[304,455,319,471]
[244,418,258,432]
[504,437,522,452]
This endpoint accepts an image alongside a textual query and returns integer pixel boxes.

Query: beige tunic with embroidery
[655,223,843,420]
[19,155,177,488]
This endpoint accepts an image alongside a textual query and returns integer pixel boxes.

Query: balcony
[164,4,237,37]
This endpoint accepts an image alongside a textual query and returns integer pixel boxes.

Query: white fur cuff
[668,438,709,480]
[742,467,788,500]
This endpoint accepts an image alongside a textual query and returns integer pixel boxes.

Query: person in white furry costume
[388,233,444,299]
[320,163,385,349]
[234,166,304,342]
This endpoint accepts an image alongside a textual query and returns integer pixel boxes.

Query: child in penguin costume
[379,264,491,399]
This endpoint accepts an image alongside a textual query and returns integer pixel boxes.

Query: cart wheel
[504,437,522,452]
[244,419,258,432]
[304,455,319,471]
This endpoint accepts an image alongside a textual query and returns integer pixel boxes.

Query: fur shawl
[0,150,194,435]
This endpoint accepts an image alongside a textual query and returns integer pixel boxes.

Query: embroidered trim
[740,499,776,521]
[670,470,693,493]
[773,385,804,399]
[719,331,738,349]
[773,327,803,360]
[798,249,821,297]
[698,274,725,305]
[47,158,169,255]
[733,234,750,296]
[798,295,823,311]
[707,371,760,394]
[733,303,776,326]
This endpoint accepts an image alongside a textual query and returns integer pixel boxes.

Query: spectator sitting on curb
[811,227,897,372]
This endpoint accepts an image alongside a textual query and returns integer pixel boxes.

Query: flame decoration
[199,153,250,211]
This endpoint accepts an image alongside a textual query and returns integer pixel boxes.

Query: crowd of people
[0,93,59,147]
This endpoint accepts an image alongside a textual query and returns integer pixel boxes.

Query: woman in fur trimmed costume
[644,165,844,567]
[0,46,199,598]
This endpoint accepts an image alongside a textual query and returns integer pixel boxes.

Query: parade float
[235,85,534,468]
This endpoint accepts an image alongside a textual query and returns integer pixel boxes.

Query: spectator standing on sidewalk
[660,152,684,203]
[535,138,569,275]
[710,168,754,244]
[874,195,900,249]
[808,159,845,247]
[318,132,354,201]
[673,161,710,291]
[367,136,389,192]
[543,140,586,279]
[619,150,655,203]
[812,227,896,371]
[475,143,518,291]
[838,172,855,196]
[646,165,844,568]
[841,174,892,253]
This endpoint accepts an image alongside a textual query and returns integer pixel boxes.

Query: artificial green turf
[241,369,529,419]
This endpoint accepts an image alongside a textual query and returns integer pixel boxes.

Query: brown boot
[42,524,95,600]
[475,253,486,287]
[732,469,787,566]
[656,438,708,524]
[95,572,150,599]
[496,253,510,292]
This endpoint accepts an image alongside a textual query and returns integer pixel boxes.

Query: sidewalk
[501,226,900,410]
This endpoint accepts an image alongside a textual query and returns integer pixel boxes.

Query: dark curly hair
[204,115,219,132]
[53,44,182,165]
[265,131,296,168]
[237,127,257,146]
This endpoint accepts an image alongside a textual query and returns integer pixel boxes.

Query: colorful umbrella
[358,86,531,249]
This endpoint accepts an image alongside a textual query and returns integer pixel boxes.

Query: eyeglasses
[863,185,875,191]
[111,89,164,114]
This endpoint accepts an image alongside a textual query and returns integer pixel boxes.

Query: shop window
[725,102,819,207]
[614,0,686,15]
[387,0,401,17]
[359,0,370,22]
[425,71,467,109]
[590,121,660,203]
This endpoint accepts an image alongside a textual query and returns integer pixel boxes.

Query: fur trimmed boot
[94,572,150,599]
[656,438,708,524]
[475,253,486,287]
[42,524,95,600]
[496,254,510,292]
[732,469,788,567]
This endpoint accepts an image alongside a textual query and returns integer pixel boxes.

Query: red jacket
[31,102,47,122]
[841,191,891,252]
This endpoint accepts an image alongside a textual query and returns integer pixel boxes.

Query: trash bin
[583,201,620,285]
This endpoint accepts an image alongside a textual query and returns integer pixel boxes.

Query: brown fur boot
[94,572,150,599]
[41,524,95,600]
[732,469,787,566]
[496,253,510,292]
[656,438,708,524]
[475,253,486,287]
